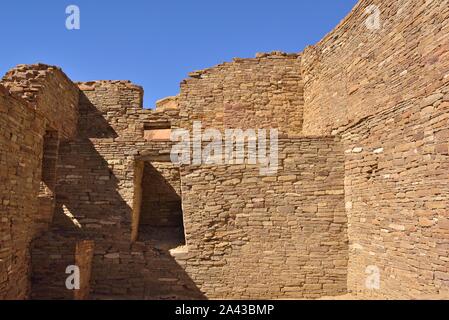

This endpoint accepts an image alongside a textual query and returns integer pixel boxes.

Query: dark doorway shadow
[138,162,186,250]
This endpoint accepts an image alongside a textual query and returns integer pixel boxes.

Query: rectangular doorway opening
[134,161,185,249]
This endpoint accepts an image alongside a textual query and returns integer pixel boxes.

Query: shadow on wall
[138,162,186,249]
[31,91,205,300]
[77,91,119,139]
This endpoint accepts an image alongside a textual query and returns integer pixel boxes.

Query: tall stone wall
[48,77,348,299]
[343,85,449,298]
[0,85,45,299]
[2,0,448,301]
[301,0,448,136]
[176,138,347,299]
[178,51,304,136]
[0,63,80,299]
[300,0,449,298]
[171,51,350,298]
[2,64,79,139]
[53,81,176,240]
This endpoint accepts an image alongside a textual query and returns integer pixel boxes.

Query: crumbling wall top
[187,51,301,80]
[2,63,80,139]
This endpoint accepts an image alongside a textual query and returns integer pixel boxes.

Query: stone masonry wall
[3,0,448,301]
[300,0,449,298]
[0,63,80,299]
[48,81,201,299]
[176,138,347,299]
[301,0,448,136]
[53,81,177,241]
[31,234,94,300]
[48,78,348,299]
[342,85,449,298]
[0,85,45,299]
[178,52,304,137]
[2,64,79,139]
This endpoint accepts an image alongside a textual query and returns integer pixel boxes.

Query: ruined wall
[50,81,199,299]
[2,64,79,139]
[49,72,348,299]
[343,86,449,298]
[3,0,447,301]
[0,64,80,299]
[0,85,45,299]
[54,81,176,240]
[178,52,304,136]
[301,0,448,136]
[176,138,347,299]
[300,0,449,298]
[168,52,351,298]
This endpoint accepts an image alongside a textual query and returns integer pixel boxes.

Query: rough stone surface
[178,138,347,299]
[299,0,449,298]
[178,52,304,137]
[0,0,448,300]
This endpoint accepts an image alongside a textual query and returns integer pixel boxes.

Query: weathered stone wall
[176,138,347,299]
[0,63,81,299]
[300,0,449,298]
[2,64,79,139]
[2,0,448,301]
[54,81,177,240]
[178,52,304,136]
[50,81,198,299]
[48,78,348,300]
[301,0,448,136]
[343,85,449,298]
[171,51,350,298]
[88,240,204,300]
[0,85,45,299]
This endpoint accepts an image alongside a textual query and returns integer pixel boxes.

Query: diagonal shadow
[32,90,205,300]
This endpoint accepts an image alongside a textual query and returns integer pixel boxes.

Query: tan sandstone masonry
[31,235,94,300]
[139,162,183,228]
[1,0,448,300]
[343,85,449,299]
[2,64,79,139]
[171,51,347,298]
[178,51,304,137]
[301,0,448,136]
[300,0,449,297]
[39,81,194,299]
[44,77,347,299]
[176,138,347,299]
[0,64,79,299]
[0,85,45,299]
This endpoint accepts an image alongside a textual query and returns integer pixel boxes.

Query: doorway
[132,161,185,249]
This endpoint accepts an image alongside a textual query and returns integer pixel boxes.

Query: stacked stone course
[0,64,79,299]
[0,0,448,300]
[178,51,304,136]
[299,0,449,298]
[178,138,347,299]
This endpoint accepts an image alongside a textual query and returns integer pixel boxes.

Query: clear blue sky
[0,1,358,108]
